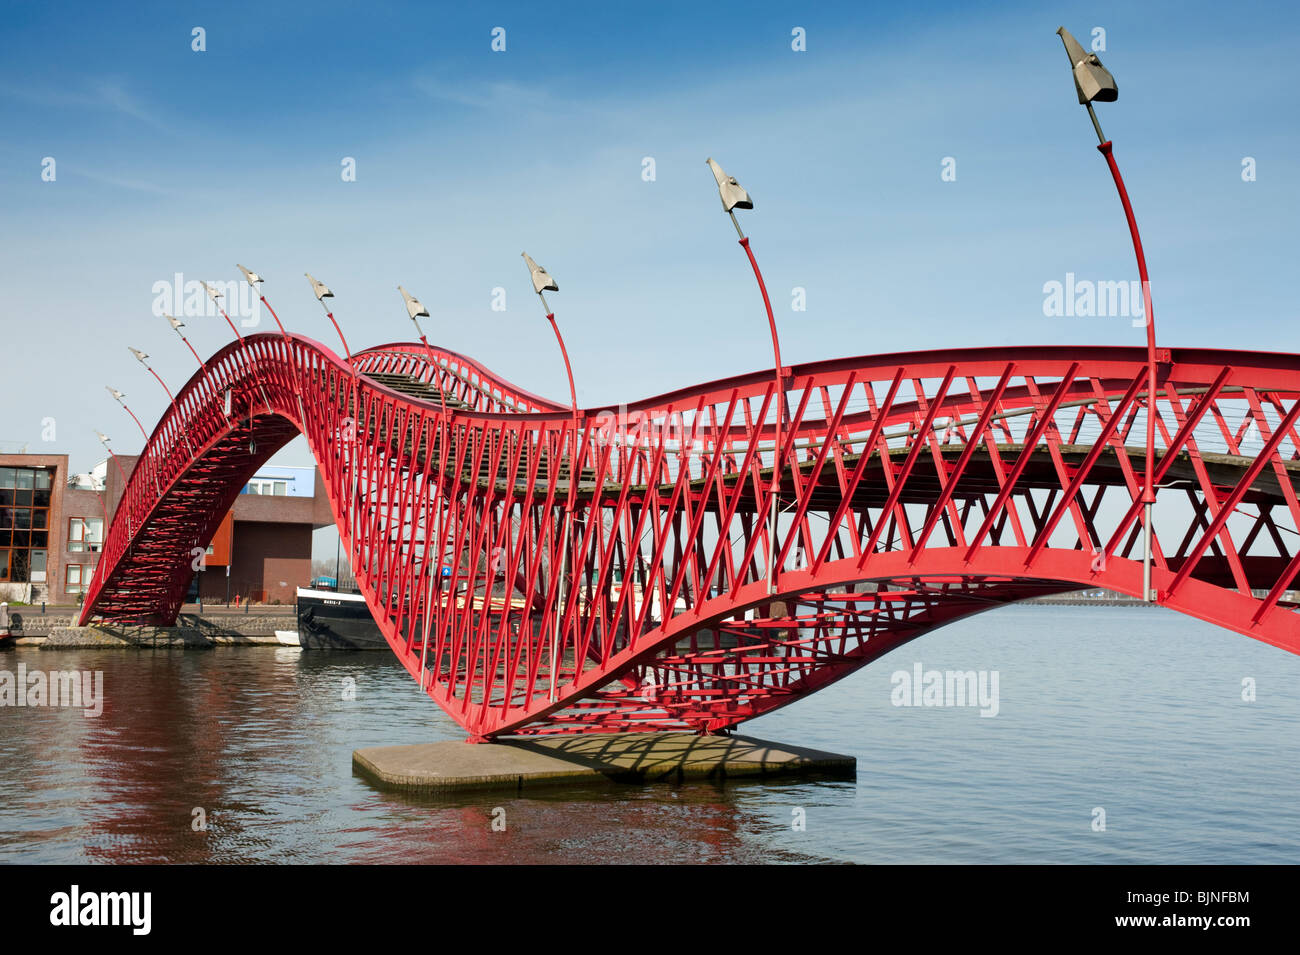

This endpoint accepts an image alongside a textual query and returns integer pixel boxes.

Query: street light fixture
[398,285,452,418]
[238,265,308,430]
[165,312,230,423]
[95,430,126,479]
[307,272,363,445]
[706,157,785,595]
[105,387,161,496]
[94,430,133,538]
[1056,26,1158,604]
[129,347,194,455]
[522,251,579,702]
[398,284,454,690]
[303,272,364,637]
[105,386,148,441]
[163,314,207,371]
[305,276,356,366]
[237,264,293,345]
[202,278,273,421]
[304,272,357,413]
[200,281,244,342]
[706,158,753,224]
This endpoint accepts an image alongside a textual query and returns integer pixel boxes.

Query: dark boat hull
[295,588,388,650]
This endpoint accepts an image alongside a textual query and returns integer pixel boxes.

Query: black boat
[294,587,389,650]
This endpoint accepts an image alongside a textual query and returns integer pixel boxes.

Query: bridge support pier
[352,732,855,795]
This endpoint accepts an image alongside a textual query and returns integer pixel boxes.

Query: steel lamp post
[398,285,453,690]
[398,286,453,422]
[304,273,364,635]
[237,265,309,431]
[105,386,148,441]
[128,347,194,456]
[163,313,229,423]
[522,252,579,702]
[706,158,786,595]
[163,314,206,371]
[94,430,133,540]
[1057,26,1159,603]
[104,385,160,497]
[201,279,274,425]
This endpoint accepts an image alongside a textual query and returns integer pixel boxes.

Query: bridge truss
[80,336,1300,739]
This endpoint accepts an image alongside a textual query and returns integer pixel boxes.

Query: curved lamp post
[94,430,133,538]
[306,273,351,361]
[163,314,206,370]
[238,265,309,431]
[200,280,244,342]
[522,252,579,702]
[201,279,273,423]
[398,285,453,689]
[398,286,453,421]
[706,158,785,595]
[303,272,363,610]
[79,463,112,599]
[105,386,148,441]
[306,273,361,455]
[1056,26,1158,603]
[104,388,161,498]
[129,347,193,455]
[239,265,296,355]
[304,273,358,432]
[164,313,230,424]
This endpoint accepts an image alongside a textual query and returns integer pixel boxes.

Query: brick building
[0,452,331,607]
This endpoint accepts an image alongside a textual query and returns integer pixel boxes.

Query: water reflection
[0,647,832,863]
[2,605,1299,863]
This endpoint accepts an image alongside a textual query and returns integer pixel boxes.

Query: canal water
[1,605,1297,864]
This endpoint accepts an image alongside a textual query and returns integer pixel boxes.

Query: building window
[68,517,104,553]
[0,465,55,582]
[65,564,82,594]
[244,479,289,496]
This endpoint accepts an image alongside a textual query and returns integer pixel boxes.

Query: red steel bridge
[78,335,1300,739]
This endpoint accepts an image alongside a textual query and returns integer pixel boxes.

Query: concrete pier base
[36,624,286,648]
[353,732,855,794]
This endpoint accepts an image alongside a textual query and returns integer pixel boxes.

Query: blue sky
[1,0,1296,523]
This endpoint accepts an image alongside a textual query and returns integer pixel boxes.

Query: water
[1,605,1297,864]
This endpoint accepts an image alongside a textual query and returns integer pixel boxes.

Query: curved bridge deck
[80,337,1300,738]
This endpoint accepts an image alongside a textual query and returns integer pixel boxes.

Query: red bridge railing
[80,335,1300,738]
